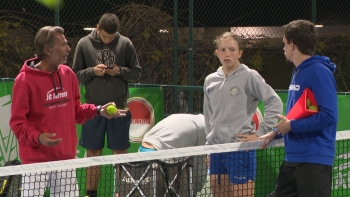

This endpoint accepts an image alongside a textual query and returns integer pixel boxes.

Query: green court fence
[1,0,350,92]
[1,79,350,196]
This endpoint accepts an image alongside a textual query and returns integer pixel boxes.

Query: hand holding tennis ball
[107,105,118,115]
[99,102,128,118]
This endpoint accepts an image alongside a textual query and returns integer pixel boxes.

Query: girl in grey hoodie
[204,32,282,197]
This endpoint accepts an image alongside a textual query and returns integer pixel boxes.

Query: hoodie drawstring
[100,42,111,81]
[57,72,63,91]
[50,72,63,96]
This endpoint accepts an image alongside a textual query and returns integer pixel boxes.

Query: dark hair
[213,32,243,50]
[98,13,120,34]
[282,20,317,55]
[34,26,64,60]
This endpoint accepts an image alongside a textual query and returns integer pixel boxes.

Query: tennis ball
[308,105,318,112]
[35,0,64,10]
[306,98,311,108]
[106,105,117,115]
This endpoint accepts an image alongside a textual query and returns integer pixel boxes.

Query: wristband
[97,105,101,115]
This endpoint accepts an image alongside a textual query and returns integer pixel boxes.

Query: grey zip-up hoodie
[72,29,142,108]
[203,64,283,144]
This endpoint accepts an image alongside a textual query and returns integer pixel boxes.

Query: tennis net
[1,130,350,197]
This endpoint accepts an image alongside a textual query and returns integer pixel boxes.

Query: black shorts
[274,161,332,197]
[79,111,131,150]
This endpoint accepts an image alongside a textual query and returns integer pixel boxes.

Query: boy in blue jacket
[260,20,338,197]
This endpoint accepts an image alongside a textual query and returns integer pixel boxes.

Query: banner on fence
[0,82,164,163]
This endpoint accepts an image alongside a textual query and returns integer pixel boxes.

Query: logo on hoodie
[97,48,116,67]
[44,88,69,109]
[289,84,300,91]
[230,87,240,96]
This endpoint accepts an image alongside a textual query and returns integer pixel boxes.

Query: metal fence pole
[173,0,179,113]
[55,0,60,25]
[188,0,194,113]
[312,0,316,24]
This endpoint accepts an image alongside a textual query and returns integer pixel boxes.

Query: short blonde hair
[213,32,243,50]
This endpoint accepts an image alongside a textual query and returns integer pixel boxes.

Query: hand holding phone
[94,64,107,76]
[105,64,121,76]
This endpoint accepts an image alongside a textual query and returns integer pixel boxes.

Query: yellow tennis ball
[35,0,64,10]
[308,105,318,112]
[107,105,117,115]
[306,98,311,108]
